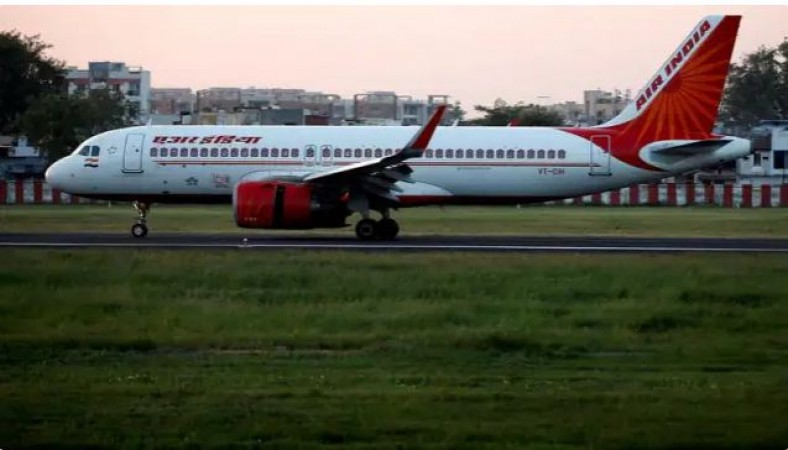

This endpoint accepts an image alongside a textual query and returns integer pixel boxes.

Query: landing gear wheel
[131,201,151,238]
[131,223,148,238]
[355,218,378,241]
[377,218,399,240]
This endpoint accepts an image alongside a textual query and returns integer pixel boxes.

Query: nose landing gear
[131,201,150,238]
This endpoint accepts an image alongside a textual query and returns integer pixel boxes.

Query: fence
[544,183,788,208]
[0,179,97,205]
[1,179,787,207]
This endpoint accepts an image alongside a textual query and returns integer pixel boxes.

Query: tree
[720,38,788,130]
[446,101,466,124]
[17,90,137,160]
[465,99,565,126]
[0,30,66,133]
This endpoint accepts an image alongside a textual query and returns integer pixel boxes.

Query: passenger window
[282,148,290,157]
[150,148,158,157]
[507,150,514,159]
[426,149,433,158]
[190,148,198,157]
[558,149,566,159]
[179,148,187,157]
[527,149,535,159]
[385,148,392,156]
[271,148,279,157]
[496,150,504,159]
[364,148,372,158]
[476,149,484,159]
[261,148,269,157]
[201,148,209,157]
[486,150,494,159]
[220,148,229,157]
[517,149,524,159]
[548,150,555,159]
[230,148,238,157]
[292,149,299,158]
[91,146,100,157]
[170,148,178,157]
[344,148,352,158]
[467,149,474,159]
[210,148,218,158]
[446,149,454,158]
[241,148,249,157]
[306,147,315,158]
[456,149,463,158]
[436,149,443,158]
[354,149,362,158]
[251,148,259,157]
[374,148,382,158]
[322,147,331,158]
[78,146,90,156]
[537,149,545,159]
[334,148,342,158]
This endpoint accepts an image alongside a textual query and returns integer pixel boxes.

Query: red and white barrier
[0,179,97,205]
[1,179,787,207]
[553,183,788,207]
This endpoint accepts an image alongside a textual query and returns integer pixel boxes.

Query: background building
[66,61,151,121]
[150,88,195,115]
[179,87,454,126]
[0,136,46,178]
[583,89,630,125]
[738,120,788,185]
[543,89,631,126]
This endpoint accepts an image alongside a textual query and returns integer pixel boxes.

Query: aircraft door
[320,145,333,167]
[123,133,145,173]
[589,135,612,176]
[304,144,317,166]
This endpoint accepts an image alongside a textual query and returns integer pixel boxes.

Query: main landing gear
[355,216,400,241]
[131,201,150,238]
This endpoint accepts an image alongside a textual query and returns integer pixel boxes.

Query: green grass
[1,249,787,449]
[1,204,788,237]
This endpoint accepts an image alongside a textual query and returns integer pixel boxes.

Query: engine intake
[234,181,347,229]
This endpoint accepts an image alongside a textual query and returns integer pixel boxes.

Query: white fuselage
[46,125,750,205]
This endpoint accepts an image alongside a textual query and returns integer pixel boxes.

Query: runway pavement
[1,232,788,253]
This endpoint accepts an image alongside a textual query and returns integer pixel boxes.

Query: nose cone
[45,159,67,191]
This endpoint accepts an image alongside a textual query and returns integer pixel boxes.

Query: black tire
[355,218,378,241]
[131,223,148,238]
[377,218,399,240]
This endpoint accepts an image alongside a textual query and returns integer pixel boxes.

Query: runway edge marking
[2,242,788,253]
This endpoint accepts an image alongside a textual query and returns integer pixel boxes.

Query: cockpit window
[78,146,90,156]
[91,146,100,157]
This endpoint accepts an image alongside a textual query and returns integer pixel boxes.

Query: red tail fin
[565,15,741,170]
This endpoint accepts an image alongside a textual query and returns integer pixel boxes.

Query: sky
[0,5,786,112]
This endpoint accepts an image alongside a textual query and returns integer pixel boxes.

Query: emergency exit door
[123,134,145,173]
[589,135,612,176]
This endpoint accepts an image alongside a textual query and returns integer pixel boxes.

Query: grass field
[1,204,788,237]
[1,249,787,449]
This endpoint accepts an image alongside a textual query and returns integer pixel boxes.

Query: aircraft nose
[45,159,66,190]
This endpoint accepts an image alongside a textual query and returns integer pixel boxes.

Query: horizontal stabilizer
[649,139,732,156]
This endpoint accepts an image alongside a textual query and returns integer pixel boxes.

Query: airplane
[46,15,749,240]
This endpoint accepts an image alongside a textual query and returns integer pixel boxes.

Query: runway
[1,232,788,253]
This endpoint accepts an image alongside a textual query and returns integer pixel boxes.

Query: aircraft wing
[303,104,447,184]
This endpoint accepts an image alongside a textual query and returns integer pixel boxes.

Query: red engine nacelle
[234,181,347,229]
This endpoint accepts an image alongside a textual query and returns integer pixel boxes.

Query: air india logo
[635,20,712,111]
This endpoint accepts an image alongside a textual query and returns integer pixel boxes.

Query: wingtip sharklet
[404,104,448,153]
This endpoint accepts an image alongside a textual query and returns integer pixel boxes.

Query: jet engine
[233,181,348,229]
